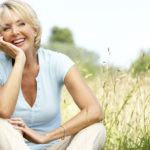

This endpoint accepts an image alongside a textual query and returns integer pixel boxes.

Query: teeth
[13,39,24,44]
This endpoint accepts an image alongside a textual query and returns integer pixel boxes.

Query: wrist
[60,125,66,140]
[15,52,26,65]
[43,133,51,144]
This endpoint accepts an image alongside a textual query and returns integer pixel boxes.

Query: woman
[0,0,106,150]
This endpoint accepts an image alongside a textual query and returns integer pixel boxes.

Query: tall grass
[60,67,150,150]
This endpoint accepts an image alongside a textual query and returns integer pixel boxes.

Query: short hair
[0,0,42,49]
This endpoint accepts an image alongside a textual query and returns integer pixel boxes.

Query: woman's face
[0,10,37,52]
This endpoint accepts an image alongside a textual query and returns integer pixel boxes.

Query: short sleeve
[0,68,4,85]
[0,52,9,86]
[0,52,5,85]
[54,53,75,85]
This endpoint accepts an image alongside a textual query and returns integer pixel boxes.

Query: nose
[11,26,19,35]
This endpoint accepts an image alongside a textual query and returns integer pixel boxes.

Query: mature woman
[0,0,106,150]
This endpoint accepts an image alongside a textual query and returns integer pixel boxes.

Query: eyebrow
[16,19,23,23]
[1,19,23,27]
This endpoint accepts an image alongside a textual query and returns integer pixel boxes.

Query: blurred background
[19,0,150,77]
[1,0,150,149]
[1,0,149,77]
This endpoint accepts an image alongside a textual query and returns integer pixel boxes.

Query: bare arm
[44,65,104,142]
[9,65,104,144]
[0,37,26,118]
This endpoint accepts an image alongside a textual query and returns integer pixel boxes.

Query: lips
[12,38,25,46]
[12,38,25,44]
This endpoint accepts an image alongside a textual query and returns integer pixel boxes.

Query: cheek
[1,33,10,42]
[23,28,35,39]
[24,25,34,34]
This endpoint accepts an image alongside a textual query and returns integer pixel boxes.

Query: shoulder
[38,47,54,56]
[0,52,11,85]
[38,47,75,83]
[38,47,73,63]
[38,47,65,56]
[0,51,8,60]
[0,51,10,65]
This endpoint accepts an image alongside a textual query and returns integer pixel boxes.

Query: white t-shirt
[0,47,74,150]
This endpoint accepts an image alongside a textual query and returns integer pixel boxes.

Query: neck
[24,48,38,69]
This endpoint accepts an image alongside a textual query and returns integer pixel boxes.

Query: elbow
[0,96,14,119]
[92,106,104,122]
[85,103,104,123]
[95,110,104,122]
[0,111,12,119]
[97,111,104,122]
[0,106,13,119]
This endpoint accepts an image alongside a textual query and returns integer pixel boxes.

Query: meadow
[60,68,150,150]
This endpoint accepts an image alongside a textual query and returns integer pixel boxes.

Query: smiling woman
[0,13,36,52]
[0,3,41,52]
[0,0,106,150]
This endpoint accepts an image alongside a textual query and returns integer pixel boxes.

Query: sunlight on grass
[61,69,150,150]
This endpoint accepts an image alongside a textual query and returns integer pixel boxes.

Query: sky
[2,0,150,69]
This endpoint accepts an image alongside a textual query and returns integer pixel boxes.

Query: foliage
[44,42,100,78]
[49,26,74,44]
[61,67,150,150]
[130,51,150,76]
[44,26,103,78]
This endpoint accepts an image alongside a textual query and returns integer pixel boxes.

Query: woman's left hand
[8,118,48,144]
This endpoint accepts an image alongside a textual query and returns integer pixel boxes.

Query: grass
[60,68,150,150]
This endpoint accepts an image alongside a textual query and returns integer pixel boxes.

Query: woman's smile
[12,38,25,47]
[0,11,37,52]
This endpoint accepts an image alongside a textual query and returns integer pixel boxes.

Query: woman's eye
[3,27,10,31]
[19,22,25,26]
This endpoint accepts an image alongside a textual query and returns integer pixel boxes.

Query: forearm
[8,105,102,144]
[0,56,25,118]
[44,106,102,143]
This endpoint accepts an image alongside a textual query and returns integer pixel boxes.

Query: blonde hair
[0,0,42,49]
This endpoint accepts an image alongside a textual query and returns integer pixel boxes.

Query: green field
[61,71,150,150]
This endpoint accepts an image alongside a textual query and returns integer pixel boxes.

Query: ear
[33,27,38,37]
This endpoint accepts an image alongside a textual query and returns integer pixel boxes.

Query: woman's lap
[42,123,106,150]
[0,118,30,150]
[0,119,106,150]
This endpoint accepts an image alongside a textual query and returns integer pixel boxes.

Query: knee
[0,118,21,135]
[0,118,29,150]
[0,118,13,134]
[84,123,106,149]
[83,123,106,147]
[88,123,106,138]
[0,118,24,138]
[67,123,106,150]
[85,122,106,134]
[0,118,17,149]
[89,123,106,149]
[0,118,21,141]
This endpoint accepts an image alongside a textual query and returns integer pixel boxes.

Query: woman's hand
[0,36,26,62]
[8,118,48,144]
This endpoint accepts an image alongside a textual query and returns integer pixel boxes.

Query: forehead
[0,10,23,26]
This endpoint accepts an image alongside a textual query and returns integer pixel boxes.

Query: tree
[130,51,150,76]
[45,26,102,78]
[50,26,74,44]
